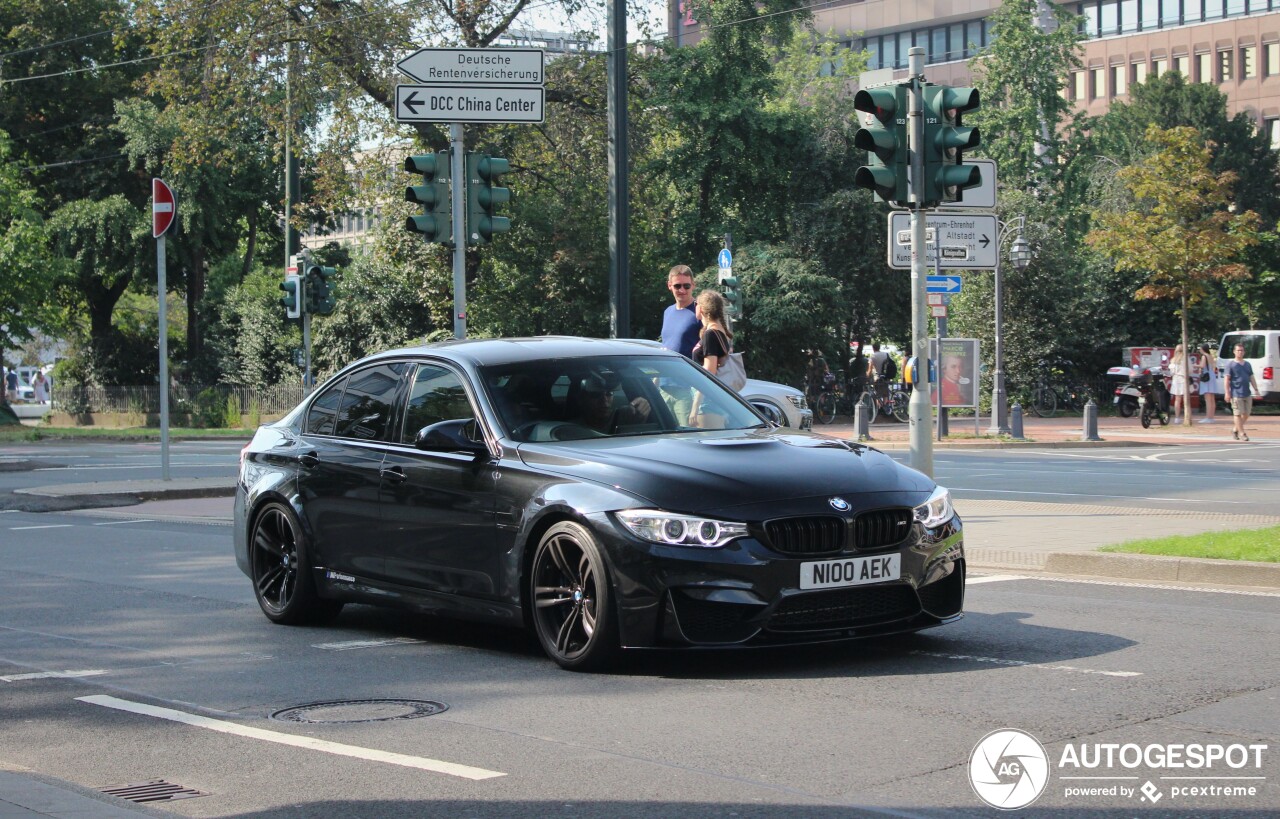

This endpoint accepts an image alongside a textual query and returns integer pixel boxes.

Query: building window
[1266,43,1279,77]
[1121,0,1138,31]
[1112,64,1128,95]
[1141,0,1158,30]
[1161,0,1181,27]
[1226,0,1245,15]
[1153,57,1168,77]
[1071,71,1086,100]
[1241,45,1256,79]
[1101,1,1119,35]
[1185,0,1203,22]
[1219,50,1233,81]
[1197,52,1213,83]
[1091,67,1106,99]
[1268,119,1280,151]
[1174,54,1190,76]
[1133,61,1148,85]
[931,28,947,63]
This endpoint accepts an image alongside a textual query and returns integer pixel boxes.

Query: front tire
[1032,387,1058,418]
[815,392,837,425]
[249,502,343,625]
[890,391,910,423]
[857,390,878,424]
[530,522,619,671]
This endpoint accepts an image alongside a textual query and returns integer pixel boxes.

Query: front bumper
[592,513,964,648]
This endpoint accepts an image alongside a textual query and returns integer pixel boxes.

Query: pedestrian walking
[1169,343,1188,423]
[1196,343,1220,423]
[31,369,49,404]
[658,264,702,421]
[1224,342,1259,441]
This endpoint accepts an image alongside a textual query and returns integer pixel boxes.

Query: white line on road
[1020,575,1280,598]
[907,650,1142,677]
[312,638,425,651]
[77,695,506,781]
[966,575,1027,585]
[1,669,107,682]
[92,519,156,526]
[9,525,74,530]
[35,462,233,471]
[949,487,1253,504]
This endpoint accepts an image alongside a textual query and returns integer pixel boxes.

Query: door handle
[380,467,407,483]
[298,452,320,468]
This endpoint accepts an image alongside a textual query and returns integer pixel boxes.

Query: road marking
[966,574,1027,585]
[77,695,506,780]
[907,650,1142,677]
[949,487,1252,504]
[9,525,74,530]
[92,519,156,526]
[35,462,233,471]
[1,669,107,683]
[1023,575,1280,598]
[312,638,425,651]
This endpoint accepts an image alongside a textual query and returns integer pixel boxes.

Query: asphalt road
[1,473,1278,816]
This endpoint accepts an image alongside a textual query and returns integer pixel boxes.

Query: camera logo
[969,729,1051,810]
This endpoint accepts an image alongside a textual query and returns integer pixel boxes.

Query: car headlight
[615,509,748,548]
[786,394,807,410]
[913,485,954,529]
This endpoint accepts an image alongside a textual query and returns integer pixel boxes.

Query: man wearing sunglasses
[659,264,702,422]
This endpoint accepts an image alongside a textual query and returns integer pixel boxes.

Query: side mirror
[414,419,488,455]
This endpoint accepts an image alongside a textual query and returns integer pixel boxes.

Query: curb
[14,481,235,502]
[1040,552,1280,590]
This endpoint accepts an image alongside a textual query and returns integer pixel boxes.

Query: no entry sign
[152,178,176,238]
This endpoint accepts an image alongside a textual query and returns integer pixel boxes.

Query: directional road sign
[397,48,544,85]
[940,158,996,210]
[395,84,544,123]
[926,275,963,294]
[888,212,998,270]
[718,249,732,269]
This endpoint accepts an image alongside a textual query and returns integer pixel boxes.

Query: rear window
[1222,333,1267,359]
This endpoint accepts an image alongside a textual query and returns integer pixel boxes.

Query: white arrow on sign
[395,84,544,123]
[888,212,997,270]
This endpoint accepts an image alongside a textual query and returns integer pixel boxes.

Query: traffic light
[853,85,909,205]
[279,273,302,320]
[404,152,451,244]
[304,264,337,316]
[922,84,982,207]
[465,153,510,245]
[719,271,741,318]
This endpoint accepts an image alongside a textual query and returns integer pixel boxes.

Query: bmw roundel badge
[828,497,850,511]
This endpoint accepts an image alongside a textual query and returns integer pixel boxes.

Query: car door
[296,362,407,580]
[377,361,501,599]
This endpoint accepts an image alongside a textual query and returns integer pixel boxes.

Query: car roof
[364,336,678,368]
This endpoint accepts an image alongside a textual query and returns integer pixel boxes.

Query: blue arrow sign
[718,249,732,269]
[926,275,962,294]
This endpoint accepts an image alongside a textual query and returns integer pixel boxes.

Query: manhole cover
[269,698,448,724]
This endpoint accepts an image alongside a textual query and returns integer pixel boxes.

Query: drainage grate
[270,698,448,724]
[100,779,207,803]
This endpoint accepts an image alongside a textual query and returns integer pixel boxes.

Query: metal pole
[303,312,311,389]
[987,216,1020,435]
[607,0,630,338]
[451,124,466,339]
[906,47,933,477]
[934,247,948,440]
[157,235,170,481]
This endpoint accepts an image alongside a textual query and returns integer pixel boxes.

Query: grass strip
[0,426,252,442]
[1100,525,1280,563]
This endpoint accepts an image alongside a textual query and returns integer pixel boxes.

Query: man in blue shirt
[1224,342,1259,441]
[659,264,701,422]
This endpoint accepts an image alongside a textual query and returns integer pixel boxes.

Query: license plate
[800,554,901,590]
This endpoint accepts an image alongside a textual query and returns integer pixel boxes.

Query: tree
[1086,125,1261,426]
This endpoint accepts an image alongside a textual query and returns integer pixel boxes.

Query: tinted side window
[305,376,349,435]
[333,363,406,441]
[401,364,475,444]
[1222,334,1266,359]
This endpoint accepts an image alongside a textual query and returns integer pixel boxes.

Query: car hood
[515,429,934,516]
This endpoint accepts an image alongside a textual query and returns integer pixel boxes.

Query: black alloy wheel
[530,522,619,671]
[249,502,342,625]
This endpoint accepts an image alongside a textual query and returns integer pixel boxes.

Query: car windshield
[480,354,766,442]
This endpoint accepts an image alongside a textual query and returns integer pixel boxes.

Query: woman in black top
[688,290,733,426]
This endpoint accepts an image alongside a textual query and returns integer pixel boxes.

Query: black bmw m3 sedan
[234,337,964,670]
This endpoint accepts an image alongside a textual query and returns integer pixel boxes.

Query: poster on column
[928,338,980,408]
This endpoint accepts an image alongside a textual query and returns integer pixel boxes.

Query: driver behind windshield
[574,373,651,432]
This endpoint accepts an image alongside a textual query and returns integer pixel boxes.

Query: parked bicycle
[813,370,851,425]
[815,372,909,425]
[1025,359,1092,418]
[856,375,910,424]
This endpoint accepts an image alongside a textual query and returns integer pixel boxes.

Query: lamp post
[988,216,1031,435]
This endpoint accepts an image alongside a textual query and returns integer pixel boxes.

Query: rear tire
[1032,386,1058,418]
[1118,397,1137,418]
[890,391,910,423]
[249,502,343,625]
[815,392,837,425]
[857,390,879,424]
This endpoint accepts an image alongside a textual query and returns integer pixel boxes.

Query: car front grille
[764,516,845,555]
[766,584,921,632]
[765,508,914,556]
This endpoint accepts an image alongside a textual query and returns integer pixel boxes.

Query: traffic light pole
[451,124,467,339]
[906,46,933,478]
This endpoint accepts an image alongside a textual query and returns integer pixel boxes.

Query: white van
[1219,330,1279,403]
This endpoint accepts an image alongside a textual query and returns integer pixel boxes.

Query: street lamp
[988,216,1032,435]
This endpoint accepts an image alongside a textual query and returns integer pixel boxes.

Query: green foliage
[0,132,60,353]
[212,268,301,389]
[191,388,226,428]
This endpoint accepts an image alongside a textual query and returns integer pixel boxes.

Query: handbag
[1199,370,1210,383]
[712,330,747,391]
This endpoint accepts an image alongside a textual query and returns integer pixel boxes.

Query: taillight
[1264,367,1274,380]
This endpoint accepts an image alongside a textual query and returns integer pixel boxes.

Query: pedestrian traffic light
[465,153,510,246]
[719,271,741,318]
[279,273,302,320]
[404,152,451,244]
[853,85,909,205]
[304,264,337,316]
[922,84,982,207]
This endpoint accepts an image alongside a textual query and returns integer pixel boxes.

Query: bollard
[1010,403,1026,440]
[854,398,872,441]
[1082,398,1103,441]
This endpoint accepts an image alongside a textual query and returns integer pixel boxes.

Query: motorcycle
[1130,368,1170,428]
[1106,366,1141,418]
